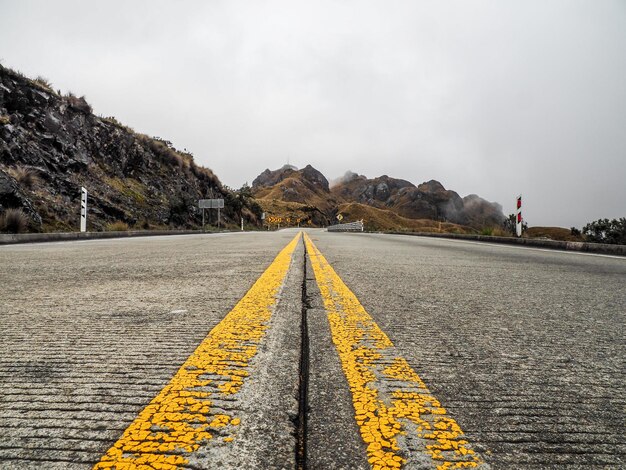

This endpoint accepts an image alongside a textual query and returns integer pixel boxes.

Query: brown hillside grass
[338,203,476,233]
[525,226,583,242]
[254,177,334,211]
[0,208,29,233]
[255,199,320,226]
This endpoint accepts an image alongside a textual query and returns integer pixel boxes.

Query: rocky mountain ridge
[253,165,505,230]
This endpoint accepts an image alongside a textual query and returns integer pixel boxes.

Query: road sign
[516,195,523,237]
[80,187,87,232]
[199,199,224,209]
[199,199,224,231]
[337,214,343,221]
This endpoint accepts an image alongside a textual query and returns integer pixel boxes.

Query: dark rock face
[0,65,232,232]
[251,165,298,188]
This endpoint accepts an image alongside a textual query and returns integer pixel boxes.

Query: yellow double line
[96,232,484,470]
[304,233,483,470]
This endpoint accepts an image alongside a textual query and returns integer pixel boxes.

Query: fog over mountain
[1,0,624,227]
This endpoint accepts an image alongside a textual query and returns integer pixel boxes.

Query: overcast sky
[1,1,625,227]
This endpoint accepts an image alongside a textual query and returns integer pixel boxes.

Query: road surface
[0,230,624,469]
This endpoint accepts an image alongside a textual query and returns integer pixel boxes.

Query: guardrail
[327,220,364,232]
[388,231,626,256]
[0,230,205,245]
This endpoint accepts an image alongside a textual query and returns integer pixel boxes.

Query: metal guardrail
[327,220,364,232]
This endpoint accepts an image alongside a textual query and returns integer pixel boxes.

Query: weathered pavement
[0,229,624,469]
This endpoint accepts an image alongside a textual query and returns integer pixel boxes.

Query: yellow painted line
[304,233,484,470]
[95,232,301,470]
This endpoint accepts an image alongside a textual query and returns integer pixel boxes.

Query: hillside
[0,64,259,232]
[331,173,504,228]
[337,202,476,233]
[252,164,339,226]
[254,165,505,230]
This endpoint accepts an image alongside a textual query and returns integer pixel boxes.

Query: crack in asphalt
[295,236,311,470]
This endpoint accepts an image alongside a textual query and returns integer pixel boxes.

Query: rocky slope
[0,64,258,232]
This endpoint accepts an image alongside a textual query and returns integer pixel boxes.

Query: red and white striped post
[516,194,523,237]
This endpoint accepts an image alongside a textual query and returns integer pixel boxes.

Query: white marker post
[80,187,88,232]
[241,217,244,231]
[516,194,522,237]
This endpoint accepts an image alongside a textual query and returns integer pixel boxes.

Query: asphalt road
[1,229,624,469]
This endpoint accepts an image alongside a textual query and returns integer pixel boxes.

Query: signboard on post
[516,194,523,237]
[199,198,224,231]
[80,187,87,232]
[199,199,224,209]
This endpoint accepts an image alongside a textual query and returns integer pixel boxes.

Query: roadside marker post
[80,187,87,232]
[516,194,523,237]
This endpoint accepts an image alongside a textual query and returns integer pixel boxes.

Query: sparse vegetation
[33,75,53,91]
[8,166,40,189]
[0,208,29,233]
[0,115,10,125]
[502,213,528,235]
[106,221,129,231]
[65,92,92,113]
[582,218,626,245]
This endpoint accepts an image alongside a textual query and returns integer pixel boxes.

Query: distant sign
[199,199,224,209]
[337,214,343,221]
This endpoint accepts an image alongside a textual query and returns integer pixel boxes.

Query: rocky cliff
[0,64,257,232]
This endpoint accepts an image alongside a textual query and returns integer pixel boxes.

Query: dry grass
[105,177,147,205]
[0,115,10,125]
[337,202,475,234]
[33,75,54,91]
[525,226,584,242]
[106,221,129,231]
[65,92,92,113]
[7,166,40,189]
[0,208,29,233]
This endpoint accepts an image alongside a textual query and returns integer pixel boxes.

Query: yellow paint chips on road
[305,233,485,470]
[95,233,301,470]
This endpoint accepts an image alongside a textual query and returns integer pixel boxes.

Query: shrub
[0,115,10,125]
[582,218,626,244]
[33,75,53,91]
[106,221,129,231]
[9,166,40,189]
[502,213,528,235]
[0,208,28,233]
[66,92,93,114]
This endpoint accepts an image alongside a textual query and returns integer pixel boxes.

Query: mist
[1,0,624,227]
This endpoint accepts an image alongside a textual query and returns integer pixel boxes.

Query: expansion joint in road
[295,236,310,470]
